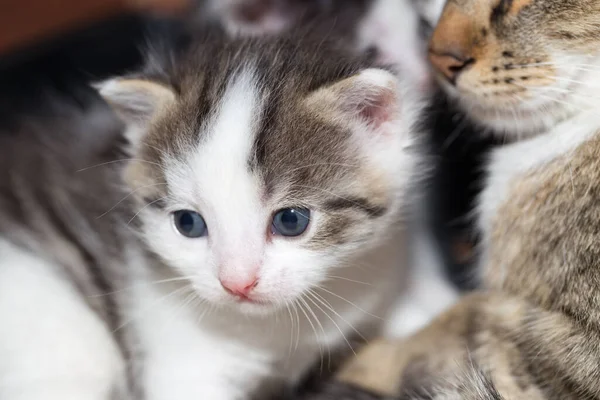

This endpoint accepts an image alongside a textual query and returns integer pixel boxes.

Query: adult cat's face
[99,35,417,316]
[429,0,600,137]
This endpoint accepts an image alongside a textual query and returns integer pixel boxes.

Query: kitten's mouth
[234,294,258,304]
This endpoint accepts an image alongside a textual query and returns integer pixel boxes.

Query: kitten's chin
[232,300,279,316]
[218,296,286,317]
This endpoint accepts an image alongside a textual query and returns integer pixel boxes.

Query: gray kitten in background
[0,26,424,399]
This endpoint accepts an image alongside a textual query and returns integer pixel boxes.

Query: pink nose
[220,277,259,298]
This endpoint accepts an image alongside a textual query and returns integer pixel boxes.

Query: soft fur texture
[0,27,427,400]
[197,0,463,341]
[100,29,424,399]
[337,0,600,398]
[0,82,134,400]
[429,0,600,138]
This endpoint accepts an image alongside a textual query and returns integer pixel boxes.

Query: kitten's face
[100,42,417,316]
[429,0,600,137]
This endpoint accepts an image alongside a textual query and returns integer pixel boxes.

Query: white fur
[477,110,600,280]
[125,68,426,398]
[0,239,124,400]
[445,52,600,139]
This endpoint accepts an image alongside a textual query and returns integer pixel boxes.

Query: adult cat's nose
[428,51,474,83]
[428,2,476,83]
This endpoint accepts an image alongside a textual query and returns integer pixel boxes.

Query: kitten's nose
[220,276,259,298]
[428,2,476,83]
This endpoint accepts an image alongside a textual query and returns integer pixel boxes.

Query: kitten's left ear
[96,78,176,145]
[305,68,400,135]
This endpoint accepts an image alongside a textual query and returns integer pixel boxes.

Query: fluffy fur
[0,83,134,399]
[0,27,427,400]
[197,0,463,339]
[99,29,425,399]
[337,0,600,398]
[429,0,600,138]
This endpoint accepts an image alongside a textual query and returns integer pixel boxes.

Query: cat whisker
[518,61,600,72]
[192,301,214,326]
[96,182,168,219]
[291,299,301,354]
[127,195,171,226]
[114,285,192,332]
[308,290,369,344]
[76,158,162,172]
[89,276,193,297]
[511,82,583,109]
[297,297,326,371]
[443,113,469,150]
[529,85,600,103]
[142,142,173,161]
[315,286,383,321]
[326,275,372,286]
[284,301,295,360]
[304,290,357,357]
[159,291,199,336]
[301,295,330,373]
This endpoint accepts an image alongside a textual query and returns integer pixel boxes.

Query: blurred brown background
[1,0,189,56]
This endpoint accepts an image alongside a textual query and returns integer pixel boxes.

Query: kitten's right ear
[96,78,176,146]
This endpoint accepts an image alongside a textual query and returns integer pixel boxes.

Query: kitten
[197,0,464,346]
[0,26,424,399]
[98,27,426,399]
[0,79,133,399]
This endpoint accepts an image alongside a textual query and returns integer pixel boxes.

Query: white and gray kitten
[99,28,424,399]
[199,0,460,339]
[0,28,423,399]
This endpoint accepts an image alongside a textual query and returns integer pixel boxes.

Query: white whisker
[315,286,383,321]
[96,182,168,219]
[77,158,162,172]
[304,291,356,357]
[326,275,372,286]
[114,285,191,332]
[127,195,171,225]
[89,276,193,297]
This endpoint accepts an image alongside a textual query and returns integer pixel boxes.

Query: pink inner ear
[358,88,397,130]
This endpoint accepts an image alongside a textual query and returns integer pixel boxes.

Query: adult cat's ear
[305,68,400,135]
[96,78,176,147]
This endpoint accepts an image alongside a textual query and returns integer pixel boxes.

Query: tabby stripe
[324,197,387,218]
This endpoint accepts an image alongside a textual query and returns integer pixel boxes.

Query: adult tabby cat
[290,0,600,398]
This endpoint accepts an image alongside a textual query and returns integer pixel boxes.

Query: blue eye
[272,208,311,237]
[173,210,207,238]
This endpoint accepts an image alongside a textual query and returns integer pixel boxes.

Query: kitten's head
[429,0,600,138]
[99,33,419,316]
